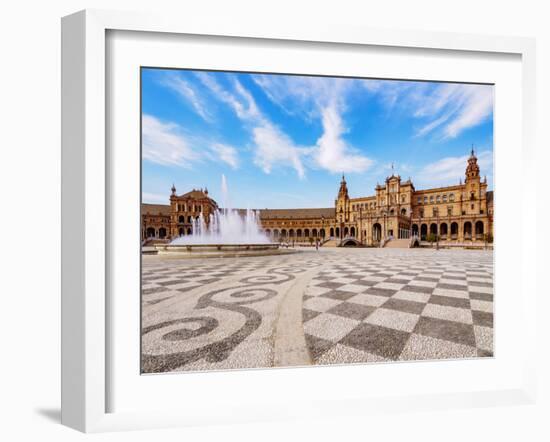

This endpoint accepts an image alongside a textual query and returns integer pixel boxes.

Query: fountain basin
[152,243,297,259]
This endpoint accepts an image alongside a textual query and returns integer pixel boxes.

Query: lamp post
[359,207,363,244]
[383,209,387,244]
[436,209,440,251]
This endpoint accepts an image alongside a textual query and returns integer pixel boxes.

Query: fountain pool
[152,176,294,258]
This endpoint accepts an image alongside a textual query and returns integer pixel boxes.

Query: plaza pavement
[141,248,493,373]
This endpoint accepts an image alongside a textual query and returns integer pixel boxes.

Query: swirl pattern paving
[141,248,493,373]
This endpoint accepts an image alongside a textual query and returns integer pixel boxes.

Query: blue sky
[141,68,494,209]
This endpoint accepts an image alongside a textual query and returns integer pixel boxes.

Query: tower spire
[338,173,349,200]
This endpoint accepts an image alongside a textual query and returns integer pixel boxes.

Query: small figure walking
[315,238,319,251]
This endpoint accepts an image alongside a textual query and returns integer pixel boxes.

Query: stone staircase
[321,239,340,247]
[383,238,410,248]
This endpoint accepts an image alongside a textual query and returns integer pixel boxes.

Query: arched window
[475,221,484,237]
[420,224,428,240]
[372,223,382,241]
[450,222,459,238]
[401,208,407,216]
[146,227,155,238]
[464,221,472,238]
[159,228,167,239]
[178,215,185,223]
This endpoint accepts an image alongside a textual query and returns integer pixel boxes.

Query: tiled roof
[178,190,210,199]
[141,203,170,216]
[259,207,335,220]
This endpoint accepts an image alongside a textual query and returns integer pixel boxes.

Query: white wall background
[0,1,547,441]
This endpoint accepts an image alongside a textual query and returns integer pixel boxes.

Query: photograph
[140,68,494,374]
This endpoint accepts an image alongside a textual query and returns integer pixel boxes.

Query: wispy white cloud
[414,84,493,139]
[207,143,239,169]
[252,124,309,178]
[363,80,493,139]
[252,75,374,174]
[252,75,348,119]
[197,73,309,178]
[159,72,213,122]
[142,115,199,167]
[142,114,240,169]
[415,150,493,188]
[315,104,373,173]
[196,72,261,121]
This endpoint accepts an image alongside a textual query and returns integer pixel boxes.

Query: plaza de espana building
[141,150,493,247]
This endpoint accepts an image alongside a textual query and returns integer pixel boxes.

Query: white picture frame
[61,9,537,433]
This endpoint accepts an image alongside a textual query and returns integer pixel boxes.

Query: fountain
[153,175,292,258]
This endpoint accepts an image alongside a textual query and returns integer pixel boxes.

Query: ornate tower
[169,184,177,237]
[465,147,480,181]
[464,147,482,216]
[336,174,350,224]
[386,165,401,210]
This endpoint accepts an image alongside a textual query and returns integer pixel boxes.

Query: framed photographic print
[139,67,495,374]
[61,9,537,432]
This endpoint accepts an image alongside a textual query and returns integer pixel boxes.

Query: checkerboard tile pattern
[303,256,493,363]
